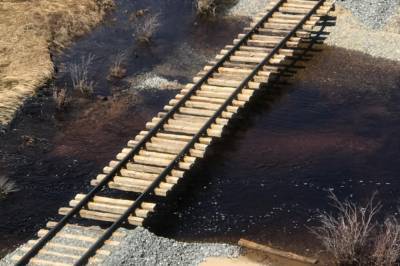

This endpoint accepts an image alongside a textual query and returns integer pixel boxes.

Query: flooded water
[154,47,400,256]
[1,0,400,261]
[54,0,244,94]
[0,0,244,257]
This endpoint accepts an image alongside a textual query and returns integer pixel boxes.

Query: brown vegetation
[108,51,127,79]
[372,217,400,266]
[132,13,161,43]
[0,0,114,126]
[52,86,70,110]
[196,0,217,15]
[312,193,400,265]
[69,54,95,97]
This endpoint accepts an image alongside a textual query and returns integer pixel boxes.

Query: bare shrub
[52,86,70,110]
[132,13,160,43]
[0,176,19,199]
[69,54,95,96]
[196,0,217,15]
[108,51,127,79]
[372,217,400,266]
[311,193,381,265]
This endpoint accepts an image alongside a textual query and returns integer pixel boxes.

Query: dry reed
[109,51,127,79]
[132,13,161,43]
[69,54,95,97]
[311,193,381,265]
[196,0,217,15]
[52,86,69,110]
[372,217,400,266]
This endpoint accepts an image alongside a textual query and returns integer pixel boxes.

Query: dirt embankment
[0,0,113,127]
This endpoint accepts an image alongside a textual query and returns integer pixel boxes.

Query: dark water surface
[1,0,400,261]
[155,47,400,256]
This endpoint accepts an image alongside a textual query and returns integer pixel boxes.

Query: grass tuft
[132,12,161,43]
[196,0,217,15]
[372,217,400,266]
[69,54,95,97]
[311,192,381,265]
[52,85,70,110]
[108,51,127,79]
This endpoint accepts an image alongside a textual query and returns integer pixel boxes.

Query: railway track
[13,0,335,265]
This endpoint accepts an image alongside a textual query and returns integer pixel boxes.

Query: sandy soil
[201,250,320,266]
[201,256,269,266]
[0,0,113,127]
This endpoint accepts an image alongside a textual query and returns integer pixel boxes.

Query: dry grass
[69,54,95,96]
[372,217,400,266]
[132,13,161,43]
[52,86,70,110]
[0,0,114,126]
[311,193,381,265]
[196,0,217,15]
[108,51,127,79]
[312,193,400,265]
[0,176,19,199]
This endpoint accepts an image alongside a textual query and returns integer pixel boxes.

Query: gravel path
[102,227,241,266]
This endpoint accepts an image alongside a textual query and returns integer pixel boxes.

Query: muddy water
[1,0,400,261]
[154,47,400,256]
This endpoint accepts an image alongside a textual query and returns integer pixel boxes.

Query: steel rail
[14,1,287,265]
[74,0,326,265]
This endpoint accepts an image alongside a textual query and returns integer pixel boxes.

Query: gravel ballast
[228,0,269,17]
[1,227,240,266]
[227,0,400,61]
[337,0,400,29]
[325,6,400,61]
[227,0,400,29]
[101,227,241,266]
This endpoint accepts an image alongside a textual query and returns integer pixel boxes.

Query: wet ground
[1,0,400,261]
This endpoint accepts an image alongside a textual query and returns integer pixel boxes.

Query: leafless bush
[196,0,216,15]
[372,217,400,266]
[0,176,19,199]
[311,193,381,265]
[69,54,95,96]
[132,13,161,43]
[109,51,127,79]
[52,86,69,110]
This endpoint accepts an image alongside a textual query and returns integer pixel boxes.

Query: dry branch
[238,239,318,264]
